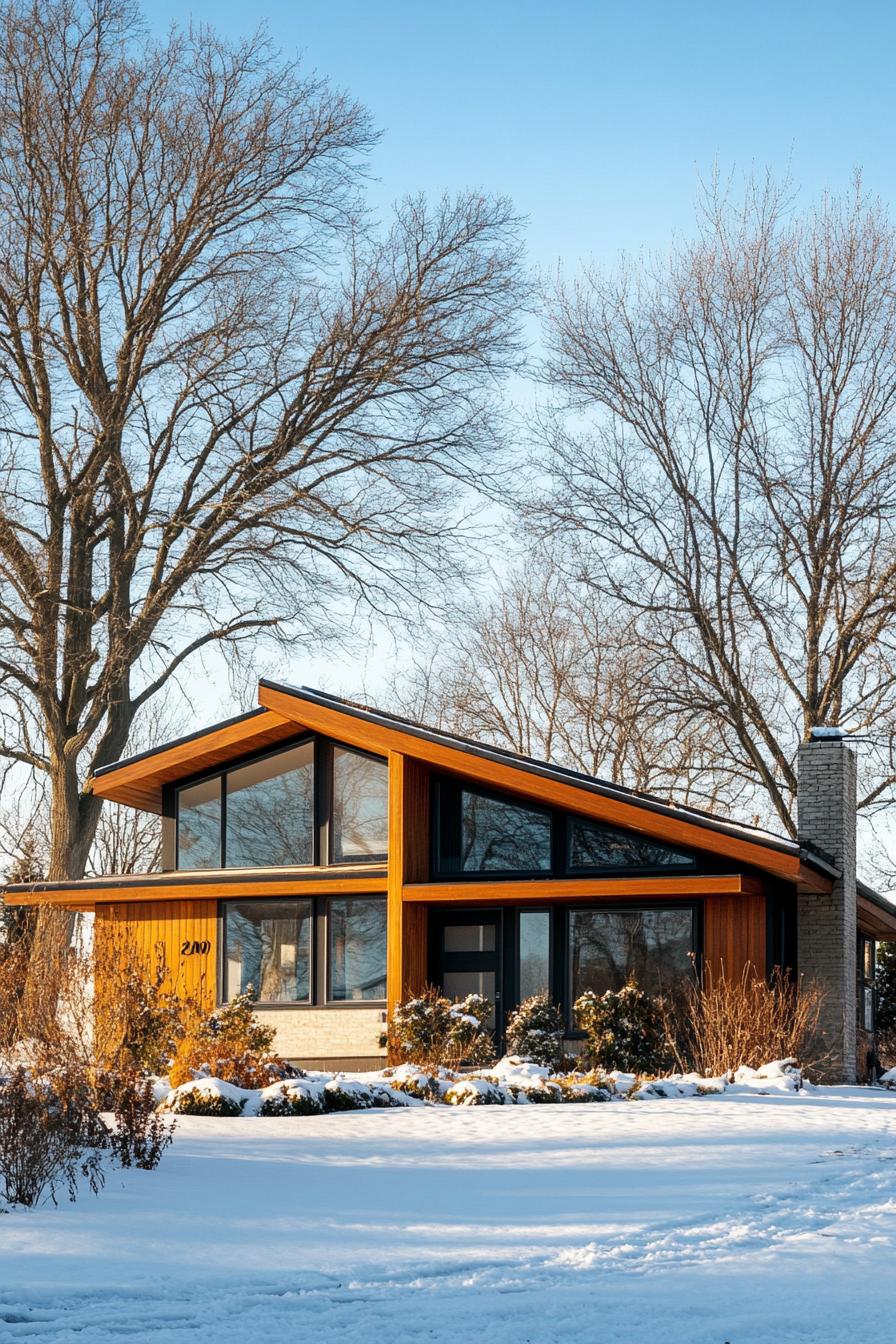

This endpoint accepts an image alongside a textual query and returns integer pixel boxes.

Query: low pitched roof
[87,679,832,890]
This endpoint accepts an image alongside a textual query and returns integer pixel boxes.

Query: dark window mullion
[220,772,227,868]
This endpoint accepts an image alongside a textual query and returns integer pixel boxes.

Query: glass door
[431,909,502,1031]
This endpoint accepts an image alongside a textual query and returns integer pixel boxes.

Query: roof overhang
[89,707,305,812]
[81,679,836,895]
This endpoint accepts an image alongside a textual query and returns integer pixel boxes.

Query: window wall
[433,778,697,879]
[174,738,388,871]
[221,896,386,1005]
[568,906,696,999]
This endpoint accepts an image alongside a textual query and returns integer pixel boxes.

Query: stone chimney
[796,729,857,1083]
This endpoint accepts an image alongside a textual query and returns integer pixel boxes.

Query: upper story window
[177,776,222,870]
[332,747,388,862]
[436,780,552,875]
[567,816,695,873]
[433,778,698,879]
[174,737,387,871]
[226,741,315,868]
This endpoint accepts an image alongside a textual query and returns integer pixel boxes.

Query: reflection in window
[223,899,312,1003]
[177,777,221,869]
[569,907,694,999]
[226,742,314,868]
[328,898,387,1000]
[454,790,551,873]
[332,748,388,862]
[519,910,551,999]
[568,817,695,871]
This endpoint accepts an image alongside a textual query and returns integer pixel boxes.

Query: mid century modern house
[7,681,896,1082]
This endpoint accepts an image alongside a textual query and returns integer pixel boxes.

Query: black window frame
[432,777,555,879]
[328,743,390,866]
[563,900,701,1032]
[431,775,700,882]
[218,893,387,1009]
[858,934,876,1033]
[220,895,315,1006]
[565,814,697,877]
[172,734,388,873]
[325,895,389,1003]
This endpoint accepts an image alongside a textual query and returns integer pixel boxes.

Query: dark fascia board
[91,706,270,778]
[6,865,388,896]
[858,878,895,916]
[262,679,826,868]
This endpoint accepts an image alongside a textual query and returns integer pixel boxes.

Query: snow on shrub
[161,1078,249,1117]
[384,1063,446,1102]
[504,995,564,1069]
[257,1080,326,1117]
[444,1077,505,1107]
[574,982,670,1074]
[880,1066,896,1089]
[382,986,496,1069]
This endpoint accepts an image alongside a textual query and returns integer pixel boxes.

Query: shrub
[0,1066,106,1207]
[168,989,294,1089]
[162,1084,245,1117]
[505,995,564,1068]
[382,986,496,1069]
[386,1066,444,1102]
[667,964,827,1078]
[444,1078,505,1106]
[105,1071,174,1170]
[258,1082,324,1117]
[574,982,670,1074]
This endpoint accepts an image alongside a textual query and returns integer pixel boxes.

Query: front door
[431,909,502,1037]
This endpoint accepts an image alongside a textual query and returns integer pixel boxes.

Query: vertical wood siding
[702,892,766,979]
[95,899,217,1011]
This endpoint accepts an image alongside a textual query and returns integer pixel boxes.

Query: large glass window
[176,777,222,869]
[567,816,695,872]
[569,907,695,1000]
[226,741,314,868]
[438,784,552,873]
[332,748,388,862]
[328,898,387,1000]
[223,899,312,1003]
[519,910,551,999]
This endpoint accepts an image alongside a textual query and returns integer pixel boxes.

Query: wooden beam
[5,868,386,908]
[258,684,816,885]
[402,873,764,903]
[386,753,430,1017]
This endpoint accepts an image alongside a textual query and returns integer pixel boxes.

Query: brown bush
[0,908,176,1203]
[168,990,293,1088]
[0,1066,106,1207]
[665,964,827,1078]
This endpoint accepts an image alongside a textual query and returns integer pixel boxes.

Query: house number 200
[180,939,211,956]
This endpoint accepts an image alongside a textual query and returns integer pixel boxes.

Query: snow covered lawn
[3,1088,896,1342]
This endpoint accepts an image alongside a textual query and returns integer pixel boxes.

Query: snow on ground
[2,1088,896,1342]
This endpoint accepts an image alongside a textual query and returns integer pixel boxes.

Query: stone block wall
[254,1005,387,1071]
[796,737,857,1083]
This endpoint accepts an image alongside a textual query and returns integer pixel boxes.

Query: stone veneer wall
[254,1005,386,1070]
[796,737,857,1084]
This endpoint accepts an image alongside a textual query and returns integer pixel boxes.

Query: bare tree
[0,0,524,880]
[537,176,896,836]
[391,561,739,812]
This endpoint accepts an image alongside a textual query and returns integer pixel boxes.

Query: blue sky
[150,1,893,273]
[145,1,894,703]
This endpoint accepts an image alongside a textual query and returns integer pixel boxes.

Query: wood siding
[95,899,217,1011]
[702,892,766,979]
[387,752,430,1015]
